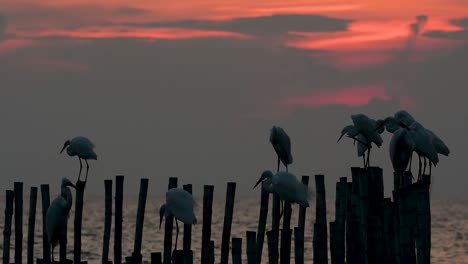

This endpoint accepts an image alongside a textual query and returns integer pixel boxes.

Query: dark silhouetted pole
[201,185,214,263]
[183,184,193,252]
[27,187,37,264]
[40,184,51,263]
[256,184,270,263]
[14,182,23,264]
[132,178,149,263]
[231,238,242,264]
[74,180,86,264]
[114,175,124,264]
[280,202,292,264]
[416,175,431,264]
[163,177,178,264]
[266,231,278,264]
[271,193,281,255]
[246,231,257,264]
[3,190,14,264]
[294,227,304,264]
[102,180,112,263]
[151,252,162,264]
[358,168,369,264]
[334,178,347,264]
[329,221,338,264]
[313,175,328,264]
[221,182,236,264]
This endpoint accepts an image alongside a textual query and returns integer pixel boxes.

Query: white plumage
[390,128,415,177]
[60,136,97,183]
[270,126,293,172]
[46,177,75,262]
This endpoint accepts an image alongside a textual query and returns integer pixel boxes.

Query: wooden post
[40,184,51,263]
[231,238,242,264]
[345,181,357,264]
[172,250,184,264]
[151,252,162,264]
[27,187,37,264]
[334,177,346,264]
[294,227,304,264]
[367,167,384,264]
[14,182,23,264]
[280,202,292,264]
[394,185,416,264]
[183,184,193,253]
[102,180,113,263]
[201,185,214,263]
[132,178,149,263]
[298,176,309,229]
[59,215,68,262]
[114,175,124,264]
[2,190,14,264]
[313,175,328,264]
[329,221,338,264]
[74,180,86,264]
[221,182,236,264]
[271,192,281,255]
[246,231,257,264]
[266,230,278,264]
[382,198,396,264]
[357,169,369,264]
[255,184,270,263]
[163,177,178,264]
[415,175,431,264]
[183,250,193,264]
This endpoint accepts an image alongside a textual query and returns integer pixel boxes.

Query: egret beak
[60,140,70,154]
[398,121,410,130]
[253,175,264,189]
[337,133,345,142]
[68,182,76,189]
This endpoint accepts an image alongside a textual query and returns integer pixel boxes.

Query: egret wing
[166,188,197,224]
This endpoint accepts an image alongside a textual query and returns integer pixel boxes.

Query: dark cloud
[424,16,468,40]
[0,14,7,40]
[116,7,149,16]
[123,14,352,35]
[450,17,468,28]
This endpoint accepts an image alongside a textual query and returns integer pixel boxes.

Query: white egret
[390,128,415,186]
[46,177,76,262]
[338,114,383,167]
[270,126,293,172]
[60,136,97,183]
[253,170,310,218]
[159,188,197,251]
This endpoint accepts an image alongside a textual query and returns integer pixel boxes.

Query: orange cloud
[281,85,390,107]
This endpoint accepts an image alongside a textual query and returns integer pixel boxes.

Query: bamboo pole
[14,182,23,264]
[294,227,304,264]
[183,184,193,253]
[114,175,124,264]
[27,187,37,264]
[382,198,396,264]
[246,231,257,264]
[415,175,431,264]
[102,180,112,263]
[132,178,149,263]
[172,250,184,264]
[231,238,242,264]
[40,184,51,263]
[255,184,270,263]
[367,167,384,263]
[208,241,215,264]
[335,177,346,264]
[221,182,237,264]
[298,176,309,229]
[329,221,338,264]
[266,230,278,264]
[163,177,178,264]
[280,202,292,264]
[357,168,369,264]
[201,185,214,263]
[347,169,362,264]
[271,192,281,255]
[59,216,68,262]
[74,179,86,264]
[2,190,14,264]
[313,175,328,264]
[151,252,162,264]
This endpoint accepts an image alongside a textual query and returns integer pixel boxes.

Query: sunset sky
[1,0,467,199]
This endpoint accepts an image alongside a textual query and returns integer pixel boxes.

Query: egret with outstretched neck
[270,126,293,172]
[60,136,97,184]
[159,188,197,252]
[46,178,76,262]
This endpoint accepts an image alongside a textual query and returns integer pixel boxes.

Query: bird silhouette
[390,128,415,187]
[46,177,75,262]
[270,126,293,172]
[60,136,97,185]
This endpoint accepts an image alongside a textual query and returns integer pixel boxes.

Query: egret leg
[408,153,413,171]
[85,159,90,183]
[366,148,371,168]
[429,161,432,176]
[78,158,83,182]
[418,154,422,181]
[422,157,427,180]
[279,199,284,218]
[175,219,180,251]
[362,154,366,168]
[277,157,280,173]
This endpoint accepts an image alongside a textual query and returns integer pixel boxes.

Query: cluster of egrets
[45,110,449,259]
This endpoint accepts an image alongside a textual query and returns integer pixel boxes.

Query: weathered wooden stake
[246,231,257,264]
[163,177,178,264]
[271,193,281,254]
[415,175,431,264]
[102,180,113,263]
[357,169,369,264]
[74,180,86,264]
[201,185,214,263]
[266,230,278,264]
[313,175,328,264]
[382,198,396,264]
[40,184,51,263]
[329,221,338,264]
[14,182,23,264]
[221,182,236,264]
[255,184,270,263]
[151,252,162,264]
[333,177,347,264]
[294,227,304,264]
[231,237,242,264]
[114,175,124,264]
[182,184,193,253]
[367,167,384,264]
[2,190,14,264]
[132,178,149,263]
[27,187,37,264]
[280,202,292,264]
[298,175,309,229]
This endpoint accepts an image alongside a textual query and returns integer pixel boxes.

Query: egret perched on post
[60,136,97,184]
[390,128,415,187]
[46,177,76,262]
[159,188,197,251]
[253,170,311,218]
[270,126,293,172]
[338,114,383,168]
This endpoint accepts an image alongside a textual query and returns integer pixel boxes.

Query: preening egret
[390,128,415,186]
[270,126,293,172]
[60,136,97,183]
[253,170,311,218]
[159,188,197,251]
[338,114,383,167]
[46,178,76,262]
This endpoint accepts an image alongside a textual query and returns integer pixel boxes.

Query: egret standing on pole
[60,136,97,184]
[46,178,76,262]
[159,188,197,252]
[270,126,293,172]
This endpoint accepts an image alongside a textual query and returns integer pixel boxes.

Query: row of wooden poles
[2,167,431,264]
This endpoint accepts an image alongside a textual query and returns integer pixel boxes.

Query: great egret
[60,136,97,184]
[46,177,76,262]
[270,126,292,172]
[159,188,197,251]
[390,128,415,187]
[338,114,383,167]
[253,170,310,218]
